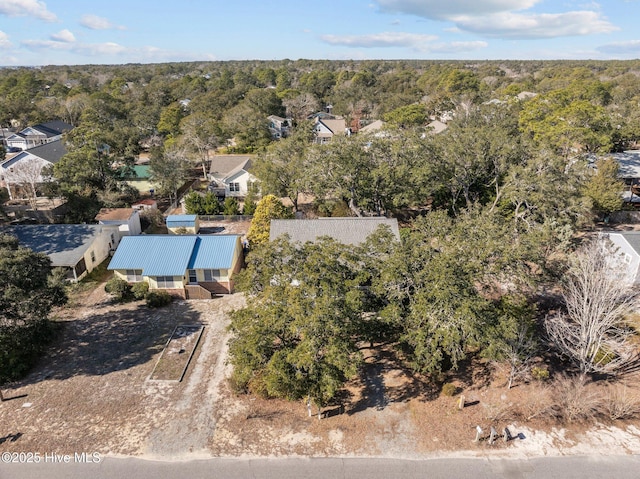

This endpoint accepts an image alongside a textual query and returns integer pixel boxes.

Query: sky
[1,0,640,66]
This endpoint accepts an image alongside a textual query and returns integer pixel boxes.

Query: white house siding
[602,233,640,284]
[79,226,120,279]
[225,169,257,197]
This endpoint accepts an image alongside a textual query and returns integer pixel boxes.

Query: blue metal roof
[108,235,241,276]
[188,236,239,269]
[108,236,197,276]
[166,215,197,227]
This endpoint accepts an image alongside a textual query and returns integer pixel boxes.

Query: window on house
[156,276,175,288]
[188,269,197,284]
[229,182,240,192]
[126,269,143,282]
[203,269,221,282]
[90,251,96,263]
[247,181,259,193]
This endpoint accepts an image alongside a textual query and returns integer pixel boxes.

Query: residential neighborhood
[3,54,640,478]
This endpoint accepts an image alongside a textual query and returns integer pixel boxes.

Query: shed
[166,214,199,234]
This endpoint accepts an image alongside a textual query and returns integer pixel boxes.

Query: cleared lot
[2,282,640,460]
[0,288,243,458]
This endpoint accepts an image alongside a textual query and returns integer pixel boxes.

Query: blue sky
[1,0,639,65]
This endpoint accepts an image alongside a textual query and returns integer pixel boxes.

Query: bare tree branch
[545,239,640,377]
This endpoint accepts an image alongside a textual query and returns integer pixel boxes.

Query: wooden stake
[458,395,465,410]
[489,427,497,445]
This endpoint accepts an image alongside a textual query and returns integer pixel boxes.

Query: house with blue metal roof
[166,214,200,234]
[108,235,243,298]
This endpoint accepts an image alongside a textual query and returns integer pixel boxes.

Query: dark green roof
[119,164,150,180]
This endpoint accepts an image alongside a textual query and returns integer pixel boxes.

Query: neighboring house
[95,208,142,238]
[108,234,244,297]
[427,119,448,134]
[132,198,158,211]
[267,115,292,139]
[359,120,385,136]
[6,224,120,281]
[600,150,640,202]
[208,155,258,198]
[600,231,640,284]
[0,139,67,200]
[120,164,154,194]
[516,91,538,101]
[167,214,200,234]
[313,117,348,144]
[269,217,401,245]
[5,121,73,151]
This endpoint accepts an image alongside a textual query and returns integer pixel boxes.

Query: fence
[197,215,253,222]
[609,210,640,224]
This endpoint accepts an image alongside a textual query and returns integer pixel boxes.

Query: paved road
[1,455,640,479]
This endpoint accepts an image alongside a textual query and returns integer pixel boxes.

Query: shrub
[531,366,550,381]
[104,277,132,302]
[0,320,58,385]
[552,375,601,423]
[604,386,640,420]
[441,383,458,397]
[131,281,149,300]
[223,197,240,215]
[146,290,172,308]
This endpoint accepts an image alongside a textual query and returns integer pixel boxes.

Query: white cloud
[80,14,125,31]
[428,41,488,53]
[0,0,57,22]
[320,32,438,48]
[50,29,75,43]
[455,10,618,38]
[375,0,538,20]
[22,38,127,56]
[320,31,487,53]
[597,40,640,54]
[20,37,214,63]
[374,0,616,39]
[0,30,12,48]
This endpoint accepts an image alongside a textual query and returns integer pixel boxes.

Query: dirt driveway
[0,290,244,459]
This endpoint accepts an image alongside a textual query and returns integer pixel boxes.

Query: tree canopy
[0,234,67,384]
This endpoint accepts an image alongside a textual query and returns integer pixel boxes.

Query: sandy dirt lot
[2,282,640,461]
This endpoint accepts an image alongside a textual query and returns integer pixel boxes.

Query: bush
[0,320,58,385]
[441,383,458,397]
[553,375,601,423]
[531,366,550,381]
[604,386,640,420]
[146,290,172,308]
[223,197,240,215]
[131,281,149,300]
[104,277,132,302]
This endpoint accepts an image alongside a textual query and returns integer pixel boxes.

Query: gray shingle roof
[31,121,73,137]
[618,231,640,256]
[611,150,640,179]
[6,224,104,267]
[209,155,253,180]
[1,140,67,169]
[269,218,400,245]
